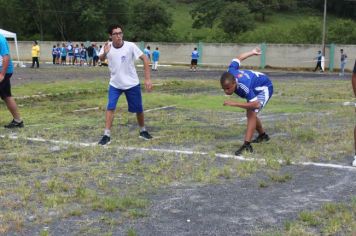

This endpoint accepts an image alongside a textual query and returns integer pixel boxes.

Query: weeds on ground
[0,74,353,234]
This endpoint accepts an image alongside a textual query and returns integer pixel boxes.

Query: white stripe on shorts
[255,86,270,112]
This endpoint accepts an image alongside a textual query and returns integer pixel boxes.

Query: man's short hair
[108,24,123,34]
[220,72,235,86]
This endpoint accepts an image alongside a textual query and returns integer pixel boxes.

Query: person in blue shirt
[220,47,273,155]
[152,47,160,71]
[0,34,24,128]
[52,45,57,65]
[60,43,67,65]
[314,50,323,72]
[55,43,61,64]
[190,47,199,71]
[144,46,151,62]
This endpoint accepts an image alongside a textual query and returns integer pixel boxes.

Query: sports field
[0,66,355,235]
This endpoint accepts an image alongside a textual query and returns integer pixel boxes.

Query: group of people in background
[143,46,160,71]
[314,48,348,76]
[51,42,102,67]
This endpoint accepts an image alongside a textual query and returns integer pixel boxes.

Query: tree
[220,2,255,38]
[128,0,175,41]
[328,19,356,44]
[190,0,226,28]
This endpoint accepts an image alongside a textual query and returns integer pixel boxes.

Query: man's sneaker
[98,135,111,145]
[4,119,24,128]
[235,143,253,156]
[252,133,270,143]
[139,131,153,140]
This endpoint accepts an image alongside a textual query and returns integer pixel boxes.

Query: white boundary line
[343,101,356,107]
[1,134,355,171]
[73,107,99,112]
[145,105,176,113]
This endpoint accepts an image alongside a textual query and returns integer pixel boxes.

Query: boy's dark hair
[220,72,235,86]
[147,46,150,49]
[108,24,123,34]
[194,47,197,50]
[156,47,159,50]
[34,40,38,45]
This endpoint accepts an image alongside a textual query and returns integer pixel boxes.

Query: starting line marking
[73,107,100,112]
[343,101,356,107]
[1,134,355,171]
[145,105,176,113]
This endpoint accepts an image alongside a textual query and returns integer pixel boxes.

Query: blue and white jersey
[191,50,199,60]
[0,34,13,74]
[228,59,273,103]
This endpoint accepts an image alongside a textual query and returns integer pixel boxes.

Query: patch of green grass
[272,200,356,235]
[268,173,292,183]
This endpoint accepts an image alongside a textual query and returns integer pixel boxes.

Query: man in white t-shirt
[98,24,153,145]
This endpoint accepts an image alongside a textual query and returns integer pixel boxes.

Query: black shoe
[251,133,270,143]
[235,143,253,156]
[4,119,24,128]
[139,131,152,140]
[98,135,111,145]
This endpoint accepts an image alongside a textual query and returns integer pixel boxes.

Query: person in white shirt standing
[98,24,153,145]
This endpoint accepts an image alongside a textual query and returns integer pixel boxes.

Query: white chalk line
[343,101,356,107]
[145,105,176,113]
[1,134,355,171]
[73,107,100,112]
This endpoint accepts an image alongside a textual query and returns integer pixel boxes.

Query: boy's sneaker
[98,135,111,145]
[352,156,356,167]
[235,143,253,156]
[4,119,24,128]
[139,131,153,140]
[252,133,270,143]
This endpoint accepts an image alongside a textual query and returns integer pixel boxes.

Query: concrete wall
[7,40,356,71]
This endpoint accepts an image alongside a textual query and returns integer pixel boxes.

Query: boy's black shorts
[191,59,198,65]
[0,73,12,100]
[353,59,356,73]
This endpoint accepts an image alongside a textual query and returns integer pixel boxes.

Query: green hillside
[167,1,355,44]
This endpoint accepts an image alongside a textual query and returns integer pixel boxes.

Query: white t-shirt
[100,41,143,90]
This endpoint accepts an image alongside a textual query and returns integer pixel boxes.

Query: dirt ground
[7,65,356,235]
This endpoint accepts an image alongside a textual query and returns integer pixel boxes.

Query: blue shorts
[107,84,143,113]
[253,84,273,113]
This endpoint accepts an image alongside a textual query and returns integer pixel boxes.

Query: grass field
[0,67,355,235]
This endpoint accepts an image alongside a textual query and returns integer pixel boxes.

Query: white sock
[104,129,111,137]
[140,126,146,132]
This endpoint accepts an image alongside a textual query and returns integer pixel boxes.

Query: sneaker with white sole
[139,131,152,140]
[352,156,356,167]
[98,135,111,145]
